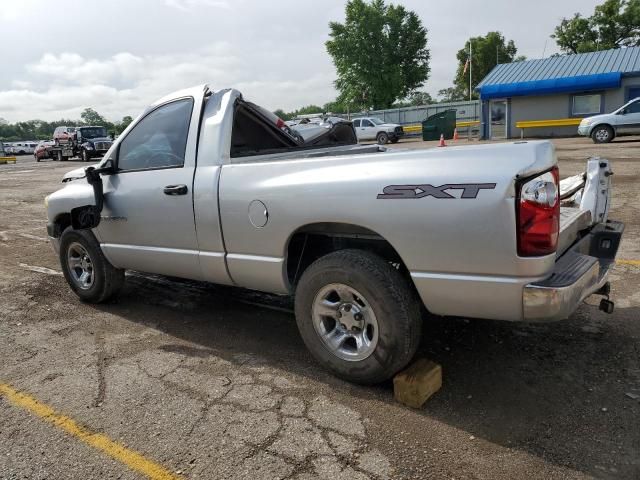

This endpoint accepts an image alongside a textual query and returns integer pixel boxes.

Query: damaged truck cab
[46,84,624,384]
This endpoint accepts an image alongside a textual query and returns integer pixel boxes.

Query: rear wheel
[35,154,40,162]
[390,137,399,144]
[56,150,63,162]
[592,125,614,144]
[376,132,389,145]
[294,249,422,384]
[59,228,124,303]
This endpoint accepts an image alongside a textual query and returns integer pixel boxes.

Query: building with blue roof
[476,46,640,139]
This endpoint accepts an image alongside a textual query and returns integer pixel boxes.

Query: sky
[0,0,603,123]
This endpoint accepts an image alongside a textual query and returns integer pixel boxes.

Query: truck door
[359,119,376,140]
[97,97,204,280]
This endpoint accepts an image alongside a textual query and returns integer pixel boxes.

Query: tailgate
[557,158,613,256]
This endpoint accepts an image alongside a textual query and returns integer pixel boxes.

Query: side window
[353,119,361,127]
[362,119,374,127]
[118,98,193,171]
[624,100,640,114]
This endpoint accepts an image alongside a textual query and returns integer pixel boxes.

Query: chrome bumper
[523,220,624,322]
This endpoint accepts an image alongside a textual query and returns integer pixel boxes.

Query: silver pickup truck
[46,84,624,384]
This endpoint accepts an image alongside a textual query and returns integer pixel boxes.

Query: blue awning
[479,72,621,100]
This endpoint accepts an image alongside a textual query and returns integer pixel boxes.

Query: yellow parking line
[0,383,180,480]
[617,259,640,266]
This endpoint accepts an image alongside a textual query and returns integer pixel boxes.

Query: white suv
[578,97,640,143]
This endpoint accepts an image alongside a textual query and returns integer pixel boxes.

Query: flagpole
[469,41,472,101]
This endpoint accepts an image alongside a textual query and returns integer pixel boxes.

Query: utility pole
[469,41,473,101]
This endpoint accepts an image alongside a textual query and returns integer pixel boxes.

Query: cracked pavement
[1,138,640,479]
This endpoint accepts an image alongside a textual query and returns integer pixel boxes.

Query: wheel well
[285,222,409,288]
[592,123,614,134]
[52,213,71,238]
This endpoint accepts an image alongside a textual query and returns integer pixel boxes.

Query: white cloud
[2,46,337,122]
[164,0,230,11]
[0,0,605,124]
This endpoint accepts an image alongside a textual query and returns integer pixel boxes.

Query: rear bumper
[523,220,624,322]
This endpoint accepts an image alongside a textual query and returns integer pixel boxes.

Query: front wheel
[294,249,422,384]
[59,228,124,303]
[592,125,614,144]
[82,149,90,162]
[376,132,389,145]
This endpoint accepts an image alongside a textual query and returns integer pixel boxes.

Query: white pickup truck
[352,117,404,144]
[45,85,624,383]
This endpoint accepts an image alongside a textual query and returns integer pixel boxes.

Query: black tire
[57,150,63,162]
[294,249,422,384]
[390,137,399,144]
[59,227,124,303]
[82,149,90,162]
[35,154,40,162]
[592,125,614,144]
[376,132,389,145]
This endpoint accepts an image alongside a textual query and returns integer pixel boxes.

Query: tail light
[516,167,560,257]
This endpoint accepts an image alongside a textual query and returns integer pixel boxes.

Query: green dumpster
[421,109,456,141]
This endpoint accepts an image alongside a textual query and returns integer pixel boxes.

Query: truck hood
[62,164,99,182]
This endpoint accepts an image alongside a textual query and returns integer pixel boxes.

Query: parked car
[45,85,623,384]
[53,126,77,145]
[34,140,55,161]
[352,117,404,144]
[578,97,640,143]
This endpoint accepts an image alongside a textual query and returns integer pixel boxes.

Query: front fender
[46,182,96,228]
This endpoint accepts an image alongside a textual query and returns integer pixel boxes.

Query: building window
[572,94,602,116]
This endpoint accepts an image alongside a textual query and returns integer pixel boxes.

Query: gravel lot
[1,137,639,479]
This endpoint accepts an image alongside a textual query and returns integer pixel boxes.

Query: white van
[10,142,37,155]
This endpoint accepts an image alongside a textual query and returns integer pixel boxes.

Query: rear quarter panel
[219,141,558,317]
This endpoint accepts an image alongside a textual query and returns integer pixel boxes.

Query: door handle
[163,184,188,195]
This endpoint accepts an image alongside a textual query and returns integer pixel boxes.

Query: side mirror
[71,162,113,231]
[95,158,116,175]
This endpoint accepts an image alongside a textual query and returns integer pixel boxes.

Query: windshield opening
[80,127,108,139]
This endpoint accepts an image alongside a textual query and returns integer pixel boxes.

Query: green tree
[323,100,349,114]
[295,105,324,115]
[80,108,107,126]
[393,91,434,107]
[326,0,430,110]
[437,86,466,103]
[454,32,518,100]
[273,109,292,120]
[553,0,640,54]
[115,115,134,134]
